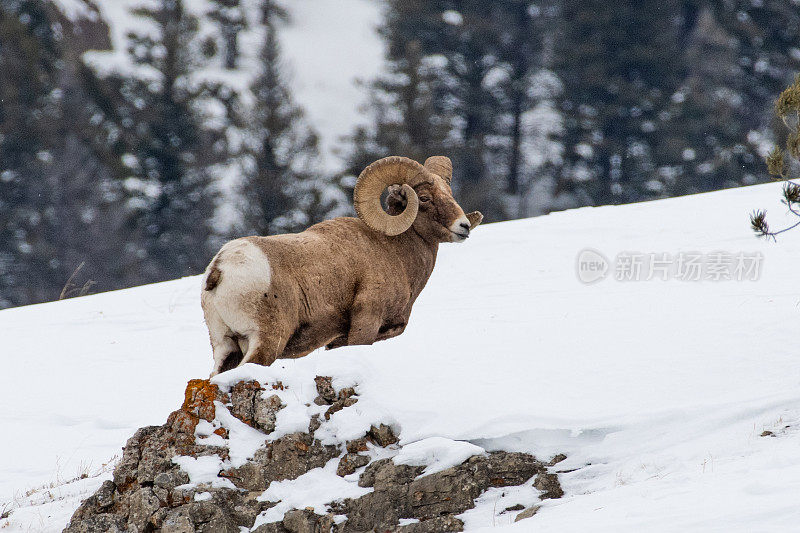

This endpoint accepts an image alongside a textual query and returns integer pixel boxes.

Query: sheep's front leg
[376,322,406,342]
[327,320,401,349]
[345,300,382,346]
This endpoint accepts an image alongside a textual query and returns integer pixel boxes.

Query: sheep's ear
[466,211,483,230]
[385,185,408,215]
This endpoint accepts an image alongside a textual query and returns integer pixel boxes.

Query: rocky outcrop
[333,452,551,532]
[64,376,563,532]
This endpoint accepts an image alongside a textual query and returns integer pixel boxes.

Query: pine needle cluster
[751,75,800,239]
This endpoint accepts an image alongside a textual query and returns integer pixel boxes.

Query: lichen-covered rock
[63,514,127,533]
[252,509,337,533]
[255,394,283,433]
[182,379,225,422]
[127,487,161,531]
[94,480,116,509]
[112,426,159,489]
[314,376,337,404]
[160,512,195,533]
[340,451,546,532]
[222,432,339,491]
[283,509,336,533]
[337,453,370,477]
[345,437,368,454]
[65,376,563,533]
[314,377,361,421]
[534,471,564,499]
[337,387,356,400]
[368,424,398,446]
[308,413,322,434]
[253,521,291,533]
[63,379,259,533]
[153,470,189,491]
[358,458,423,489]
[229,380,263,424]
[324,396,358,420]
[228,380,285,433]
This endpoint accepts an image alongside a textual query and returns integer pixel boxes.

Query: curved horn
[354,156,426,236]
[424,156,452,184]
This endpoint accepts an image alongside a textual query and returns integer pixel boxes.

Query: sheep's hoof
[326,337,347,350]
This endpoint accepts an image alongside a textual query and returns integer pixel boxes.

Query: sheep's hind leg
[219,338,244,373]
[238,332,286,368]
[209,335,241,377]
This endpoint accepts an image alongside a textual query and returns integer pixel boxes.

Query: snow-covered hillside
[3,181,800,531]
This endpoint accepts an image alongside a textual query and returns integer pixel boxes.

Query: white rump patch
[203,239,272,337]
[214,239,271,291]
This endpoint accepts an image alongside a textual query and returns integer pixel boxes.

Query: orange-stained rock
[167,409,198,437]
[182,379,225,422]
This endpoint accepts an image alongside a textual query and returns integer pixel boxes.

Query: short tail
[204,259,222,291]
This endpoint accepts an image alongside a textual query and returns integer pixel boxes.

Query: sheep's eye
[419,195,431,203]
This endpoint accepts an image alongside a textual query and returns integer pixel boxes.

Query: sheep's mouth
[446,226,469,241]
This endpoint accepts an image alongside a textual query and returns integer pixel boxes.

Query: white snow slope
[3,181,800,531]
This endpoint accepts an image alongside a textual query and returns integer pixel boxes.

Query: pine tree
[0,1,123,307]
[0,1,61,306]
[240,0,337,236]
[419,1,508,217]
[649,4,776,198]
[349,0,544,221]
[750,75,800,239]
[554,0,687,206]
[96,0,221,280]
[208,0,245,69]
[710,0,800,112]
[491,0,563,217]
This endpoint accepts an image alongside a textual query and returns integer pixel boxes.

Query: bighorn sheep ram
[201,155,483,376]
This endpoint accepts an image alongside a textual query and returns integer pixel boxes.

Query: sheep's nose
[449,216,471,241]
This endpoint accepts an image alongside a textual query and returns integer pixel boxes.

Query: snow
[458,479,542,530]
[442,10,464,26]
[211,402,268,467]
[0,474,111,533]
[83,0,162,81]
[209,360,390,445]
[51,0,97,22]
[3,181,800,531]
[172,455,236,490]
[194,491,213,502]
[393,437,486,477]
